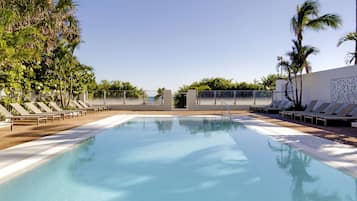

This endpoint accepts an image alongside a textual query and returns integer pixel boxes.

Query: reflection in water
[69,138,96,171]
[268,141,341,201]
[155,119,173,133]
[347,179,357,201]
[179,118,242,135]
[355,179,357,201]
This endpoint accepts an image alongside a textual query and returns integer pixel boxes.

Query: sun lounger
[292,102,330,121]
[78,100,108,111]
[315,104,357,126]
[77,100,103,111]
[75,100,103,111]
[1,104,47,128]
[249,100,281,113]
[49,102,86,116]
[10,103,45,117]
[303,103,343,124]
[71,100,99,112]
[36,102,77,118]
[279,100,318,119]
[24,102,64,120]
[263,100,293,114]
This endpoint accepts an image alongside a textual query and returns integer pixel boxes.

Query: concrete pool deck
[0,111,356,183]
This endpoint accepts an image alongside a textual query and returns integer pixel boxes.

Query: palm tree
[337,0,357,65]
[291,0,342,72]
[277,40,319,109]
[55,0,81,53]
[338,33,357,64]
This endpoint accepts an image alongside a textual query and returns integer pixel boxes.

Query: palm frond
[344,51,357,64]
[300,0,320,17]
[307,14,342,30]
[291,0,341,40]
[290,16,298,35]
[337,32,357,46]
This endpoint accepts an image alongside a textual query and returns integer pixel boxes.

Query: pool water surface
[0,117,355,201]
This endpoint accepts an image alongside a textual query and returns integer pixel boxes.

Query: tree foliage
[259,74,286,90]
[337,32,357,64]
[174,78,265,108]
[177,78,264,93]
[291,0,341,73]
[277,0,341,110]
[277,41,319,109]
[0,0,96,108]
[93,80,144,99]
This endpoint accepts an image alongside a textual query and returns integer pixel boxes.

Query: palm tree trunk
[297,36,311,73]
[294,75,299,108]
[59,79,64,108]
[299,72,303,108]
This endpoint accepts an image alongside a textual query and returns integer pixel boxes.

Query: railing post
[196,90,199,105]
[103,90,107,106]
[214,91,217,105]
[143,91,146,104]
[123,91,126,104]
[253,90,256,105]
[233,91,237,105]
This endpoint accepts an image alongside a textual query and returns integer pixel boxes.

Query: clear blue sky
[75,0,355,90]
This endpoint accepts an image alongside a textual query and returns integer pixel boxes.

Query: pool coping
[0,114,356,184]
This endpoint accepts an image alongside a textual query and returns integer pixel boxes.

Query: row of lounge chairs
[280,101,357,126]
[250,100,357,126]
[0,100,108,130]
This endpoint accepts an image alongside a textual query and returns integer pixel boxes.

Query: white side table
[352,121,357,128]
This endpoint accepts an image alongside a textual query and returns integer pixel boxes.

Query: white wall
[276,65,357,105]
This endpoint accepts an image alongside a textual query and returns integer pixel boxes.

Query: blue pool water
[0,117,356,201]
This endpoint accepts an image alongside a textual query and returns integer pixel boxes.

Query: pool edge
[0,114,356,184]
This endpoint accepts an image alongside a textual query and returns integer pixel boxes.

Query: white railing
[86,90,164,106]
[196,90,274,106]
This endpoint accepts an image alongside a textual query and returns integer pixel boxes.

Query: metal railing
[196,90,274,106]
[86,90,164,106]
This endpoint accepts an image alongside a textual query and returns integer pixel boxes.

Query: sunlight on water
[0,117,355,201]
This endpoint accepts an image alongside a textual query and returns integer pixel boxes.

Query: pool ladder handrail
[221,101,232,120]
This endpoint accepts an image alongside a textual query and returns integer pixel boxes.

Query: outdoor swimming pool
[0,117,355,201]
